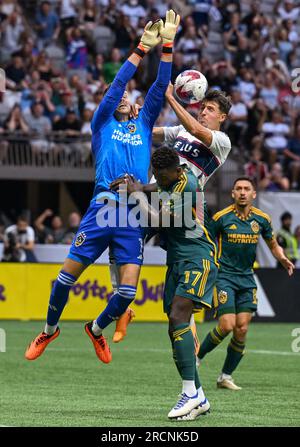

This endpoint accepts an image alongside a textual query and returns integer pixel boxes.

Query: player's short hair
[233,176,256,189]
[17,214,29,223]
[203,89,232,115]
[151,147,180,170]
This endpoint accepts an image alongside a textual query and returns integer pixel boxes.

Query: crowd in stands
[0,0,300,191]
[0,208,81,261]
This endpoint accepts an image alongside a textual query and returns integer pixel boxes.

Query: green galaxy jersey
[160,167,218,266]
[210,204,274,275]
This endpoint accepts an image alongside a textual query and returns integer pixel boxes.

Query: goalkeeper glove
[159,9,180,46]
[136,19,163,55]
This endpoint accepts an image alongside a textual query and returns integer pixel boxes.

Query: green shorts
[163,259,218,315]
[214,272,257,317]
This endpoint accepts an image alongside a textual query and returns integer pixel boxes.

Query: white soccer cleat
[217,375,242,390]
[168,392,201,419]
[175,398,211,421]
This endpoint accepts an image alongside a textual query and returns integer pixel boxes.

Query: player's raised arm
[91,20,162,132]
[165,84,214,146]
[140,10,180,128]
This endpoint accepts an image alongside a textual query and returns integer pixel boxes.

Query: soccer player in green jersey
[198,176,294,390]
[124,146,218,420]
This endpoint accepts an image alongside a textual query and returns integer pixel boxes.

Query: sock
[95,285,136,331]
[91,320,103,336]
[182,380,197,397]
[198,325,228,360]
[222,337,245,375]
[194,365,201,390]
[172,323,195,382]
[45,271,76,332]
[197,386,205,402]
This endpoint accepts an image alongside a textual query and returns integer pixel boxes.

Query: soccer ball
[174,70,208,105]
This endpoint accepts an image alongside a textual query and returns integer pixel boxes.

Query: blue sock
[96,285,136,330]
[46,271,76,326]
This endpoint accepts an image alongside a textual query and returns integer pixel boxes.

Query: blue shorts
[68,202,144,266]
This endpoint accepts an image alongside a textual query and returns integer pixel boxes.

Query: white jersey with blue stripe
[163,125,231,189]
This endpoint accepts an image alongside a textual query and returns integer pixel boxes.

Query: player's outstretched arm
[91,21,162,133]
[265,238,295,276]
[165,83,213,146]
[141,10,180,127]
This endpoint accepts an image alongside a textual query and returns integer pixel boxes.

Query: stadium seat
[92,26,116,57]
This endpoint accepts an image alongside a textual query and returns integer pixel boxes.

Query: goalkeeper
[25,11,180,364]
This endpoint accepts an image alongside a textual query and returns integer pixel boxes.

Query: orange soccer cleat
[113,307,135,343]
[85,322,112,363]
[25,328,60,360]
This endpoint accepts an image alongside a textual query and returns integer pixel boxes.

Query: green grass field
[0,321,300,427]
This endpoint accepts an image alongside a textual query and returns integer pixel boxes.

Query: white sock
[182,380,197,397]
[220,373,232,380]
[44,324,57,335]
[92,320,102,336]
[197,386,206,402]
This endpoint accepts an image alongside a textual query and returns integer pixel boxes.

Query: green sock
[198,325,228,360]
[172,323,195,381]
[194,366,201,389]
[222,337,245,375]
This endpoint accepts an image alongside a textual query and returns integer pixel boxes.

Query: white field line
[6,347,300,356]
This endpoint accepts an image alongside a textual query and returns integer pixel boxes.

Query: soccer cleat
[168,392,201,419]
[191,321,200,356]
[85,322,112,364]
[175,398,211,421]
[25,327,60,360]
[113,307,135,343]
[217,375,242,390]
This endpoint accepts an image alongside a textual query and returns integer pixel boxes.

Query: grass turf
[0,321,300,427]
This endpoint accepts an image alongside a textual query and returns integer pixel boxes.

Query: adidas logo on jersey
[229,224,237,230]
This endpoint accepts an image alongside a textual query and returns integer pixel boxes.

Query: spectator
[266,162,290,192]
[282,18,299,45]
[276,211,299,268]
[2,214,36,262]
[79,0,98,30]
[121,0,146,29]
[244,98,267,144]
[59,0,78,29]
[223,12,246,63]
[4,104,29,133]
[244,143,270,190]
[53,107,82,163]
[275,28,294,65]
[114,13,136,58]
[264,47,290,82]
[34,209,66,244]
[262,109,290,166]
[5,54,26,89]
[25,102,54,158]
[259,71,279,110]
[87,53,105,82]
[103,47,122,83]
[277,0,300,23]
[284,123,300,190]
[0,218,5,242]
[294,225,300,267]
[66,28,88,70]
[207,60,236,93]
[0,9,26,62]
[171,51,189,83]
[127,79,141,105]
[227,89,247,148]
[176,24,205,67]
[237,68,256,106]
[79,106,93,162]
[234,35,253,70]
[35,0,60,50]
[62,211,81,244]
[191,0,212,29]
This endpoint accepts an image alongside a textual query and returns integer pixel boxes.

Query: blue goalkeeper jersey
[90,59,171,204]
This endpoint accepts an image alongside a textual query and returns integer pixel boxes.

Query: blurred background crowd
[1,0,300,256]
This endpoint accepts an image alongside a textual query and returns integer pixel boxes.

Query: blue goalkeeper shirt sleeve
[91,60,137,133]
[140,60,172,128]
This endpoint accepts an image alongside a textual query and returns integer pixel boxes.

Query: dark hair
[203,89,232,115]
[151,146,180,170]
[17,214,29,223]
[281,211,292,222]
[233,176,256,189]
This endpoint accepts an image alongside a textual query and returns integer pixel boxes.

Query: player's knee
[234,325,248,339]
[169,301,192,327]
[219,321,234,334]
